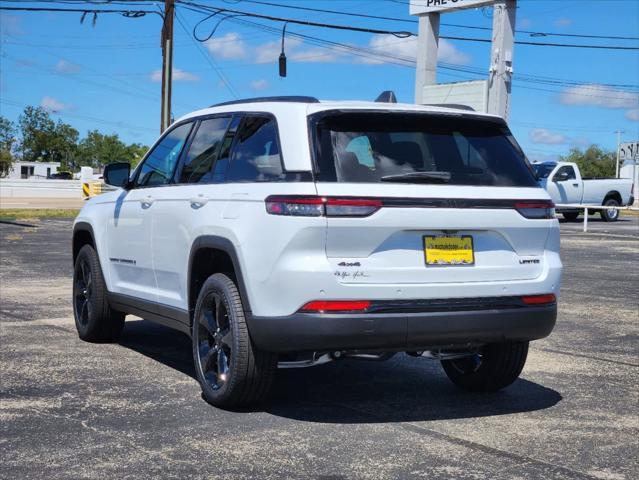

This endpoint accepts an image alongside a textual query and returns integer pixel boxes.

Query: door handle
[190,194,209,208]
[572,183,579,187]
[140,195,155,208]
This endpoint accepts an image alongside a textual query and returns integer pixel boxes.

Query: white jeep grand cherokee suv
[72,96,562,408]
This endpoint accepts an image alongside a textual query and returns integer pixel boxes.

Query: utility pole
[615,130,625,178]
[160,0,174,133]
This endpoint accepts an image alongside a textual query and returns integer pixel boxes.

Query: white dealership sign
[619,141,639,161]
[421,80,488,113]
[410,0,497,15]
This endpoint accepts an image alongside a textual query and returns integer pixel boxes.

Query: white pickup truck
[533,161,634,222]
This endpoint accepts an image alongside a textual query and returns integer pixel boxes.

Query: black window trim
[132,111,313,188]
[130,119,196,189]
[224,111,312,184]
[171,113,234,186]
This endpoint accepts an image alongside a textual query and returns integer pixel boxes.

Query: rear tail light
[265,196,381,217]
[521,294,556,305]
[300,300,371,313]
[514,200,555,219]
[265,196,324,216]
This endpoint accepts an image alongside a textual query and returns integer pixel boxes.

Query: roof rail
[425,103,476,112]
[210,96,320,107]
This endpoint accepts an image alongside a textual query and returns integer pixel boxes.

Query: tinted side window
[226,116,284,182]
[178,117,231,184]
[135,123,192,187]
[555,165,576,181]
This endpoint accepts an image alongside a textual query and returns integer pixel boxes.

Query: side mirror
[103,162,131,188]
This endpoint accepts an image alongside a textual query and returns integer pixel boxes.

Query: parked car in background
[48,171,73,180]
[533,161,634,221]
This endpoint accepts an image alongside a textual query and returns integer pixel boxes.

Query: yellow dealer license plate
[424,235,475,266]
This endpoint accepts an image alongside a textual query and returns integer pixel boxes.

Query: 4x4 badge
[338,261,361,267]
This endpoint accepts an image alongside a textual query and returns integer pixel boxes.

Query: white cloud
[55,59,80,74]
[519,18,532,29]
[530,128,568,145]
[554,18,573,27]
[571,137,591,147]
[254,38,302,64]
[250,79,269,91]
[150,68,199,83]
[250,34,469,67]
[438,39,471,65]
[253,37,338,64]
[205,32,247,59]
[40,96,71,112]
[291,47,340,63]
[559,84,639,120]
[254,40,283,64]
[361,36,470,66]
[626,109,639,122]
[0,14,22,35]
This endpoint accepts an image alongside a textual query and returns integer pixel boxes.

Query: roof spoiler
[375,91,397,103]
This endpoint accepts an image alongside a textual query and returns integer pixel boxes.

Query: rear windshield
[312,112,538,187]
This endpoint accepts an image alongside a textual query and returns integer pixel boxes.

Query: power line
[173,8,240,98]
[223,0,639,41]
[177,1,639,51]
[203,13,639,100]
[25,0,638,42]
[0,5,162,18]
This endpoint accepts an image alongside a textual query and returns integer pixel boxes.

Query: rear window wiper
[380,171,452,184]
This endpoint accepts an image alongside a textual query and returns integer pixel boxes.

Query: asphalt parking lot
[1,216,637,480]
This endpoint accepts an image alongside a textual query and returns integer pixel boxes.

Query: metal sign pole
[487,0,516,119]
[414,13,440,104]
[410,0,516,118]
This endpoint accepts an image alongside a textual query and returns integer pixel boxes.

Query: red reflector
[521,294,556,305]
[326,198,382,207]
[514,200,555,209]
[301,300,371,313]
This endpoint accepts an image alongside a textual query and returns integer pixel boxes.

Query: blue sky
[1,0,638,161]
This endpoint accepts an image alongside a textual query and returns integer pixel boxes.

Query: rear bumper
[247,304,557,353]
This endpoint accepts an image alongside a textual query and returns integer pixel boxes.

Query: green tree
[78,130,129,167]
[126,143,148,167]
[560,145,616,179]
[0,116,17,177]
[78,130,147,167]
[18,106,79,168]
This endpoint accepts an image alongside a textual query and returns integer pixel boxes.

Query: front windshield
[532,163,557,179]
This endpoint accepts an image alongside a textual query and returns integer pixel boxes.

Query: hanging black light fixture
[279,22,288,78]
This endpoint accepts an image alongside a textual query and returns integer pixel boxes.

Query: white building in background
[619,160,638,205]
[5,161,60,179]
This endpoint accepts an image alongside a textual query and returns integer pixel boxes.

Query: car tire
[600,198,620,222]
[192,273,277,408]
[441,341,528,392]
[562,211,580,222]
[73,244,125,342]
